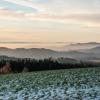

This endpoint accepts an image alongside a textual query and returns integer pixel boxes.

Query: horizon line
[0,41,99,44]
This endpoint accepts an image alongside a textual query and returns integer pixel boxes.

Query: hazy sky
[0,0,100,48]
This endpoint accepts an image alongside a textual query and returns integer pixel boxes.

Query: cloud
[4,0,100,15]
[0,8,100,28]
[0,41,68,44]
[3,0,44,12]
[0,8,25,21]
[33,0,100,14]
[2,0,100,15]
[24,13,100,27]
[0,0,100,28]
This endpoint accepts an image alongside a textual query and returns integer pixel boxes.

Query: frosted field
[0,68,100,100]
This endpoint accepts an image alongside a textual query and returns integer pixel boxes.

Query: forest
[0,58,100,74]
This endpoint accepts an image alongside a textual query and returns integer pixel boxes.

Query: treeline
[0,58,100,74]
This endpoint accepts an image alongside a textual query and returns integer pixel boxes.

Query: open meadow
[0,68,100,100]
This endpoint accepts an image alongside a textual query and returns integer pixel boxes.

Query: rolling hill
[0,46,100,61]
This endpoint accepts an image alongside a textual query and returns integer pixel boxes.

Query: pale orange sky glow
[0,0,100,49]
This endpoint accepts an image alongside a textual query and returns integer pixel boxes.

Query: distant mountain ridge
[62,42,100,51]
[71,42,100,45]
[90,46,100,50]
[0,47,58,59]
[82,46,100,54]
[0,45,100,61]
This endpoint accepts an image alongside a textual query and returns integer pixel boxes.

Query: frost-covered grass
[0,68,100,100]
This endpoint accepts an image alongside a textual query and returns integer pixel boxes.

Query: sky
[0,0,100,49]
